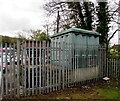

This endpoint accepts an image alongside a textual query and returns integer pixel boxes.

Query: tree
[67,2,94,30]
[44,0,119,48]
[44,1,94,33]
[96,1,111,45]
[96,1,120,46]
[104,1,120,44]
[31,30,50,41]
[0,35,26,47]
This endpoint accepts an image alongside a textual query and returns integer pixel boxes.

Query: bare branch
[108,29,120,42]
[112,20,120,24]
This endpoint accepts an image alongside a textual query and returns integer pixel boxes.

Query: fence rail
[0,40,120,99]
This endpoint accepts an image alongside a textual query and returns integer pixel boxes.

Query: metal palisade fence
[0,40,120,99]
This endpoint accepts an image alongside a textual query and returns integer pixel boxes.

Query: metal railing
[0,40,119,99]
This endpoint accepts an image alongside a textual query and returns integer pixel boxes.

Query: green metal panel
[51,28,100,46]
[51,28,101,39]
[51,28,100,68]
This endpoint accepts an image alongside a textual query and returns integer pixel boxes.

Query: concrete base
[70,67,99,82]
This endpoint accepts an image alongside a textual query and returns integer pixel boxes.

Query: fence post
[39,41,42,94]
[23,41,27,96]
[28,40,31,95]
[17,40,20,98]
[58,42,61,90]
[35,41,38,94]
[5,43,8,98]
[62,42,65,89]
[13,43,16,97]
[55,42,58,90]
[9,44,13,98]
[0,43,3,100]
[46,41,50,93]
[42,41,46,93]
[49,42,52,92]
[104,45,107,77]
[32,41,35,95]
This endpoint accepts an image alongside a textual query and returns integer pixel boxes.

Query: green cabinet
[51,28,101,68]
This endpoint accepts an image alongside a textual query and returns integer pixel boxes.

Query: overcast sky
[0,0,119,45]
[0,0,49,37]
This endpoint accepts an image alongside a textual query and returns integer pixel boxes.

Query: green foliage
[1,35,26,44]
[109,55,120,59]
[108,45,120,59]
[0,35,26,47]
[83,2,93,30]
[96,2,111,45]
[31,30,50,41]
[116,47,120,54]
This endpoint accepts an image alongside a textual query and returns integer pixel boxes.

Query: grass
[96,89,120,99]
[96,80,120,99]
[27,80,120,100]
[6,79,120,100]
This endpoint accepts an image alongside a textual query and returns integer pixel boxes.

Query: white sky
[0,0,119,45]
[0,0,49,37]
